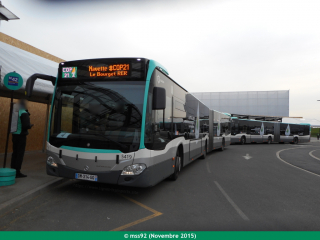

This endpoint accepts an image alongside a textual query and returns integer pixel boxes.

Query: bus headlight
[121,164,146,175]
[47,156,58,167]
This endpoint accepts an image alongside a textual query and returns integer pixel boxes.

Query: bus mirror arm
[25,73,56,99]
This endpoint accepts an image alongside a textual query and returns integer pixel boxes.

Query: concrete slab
[0,151,63,213]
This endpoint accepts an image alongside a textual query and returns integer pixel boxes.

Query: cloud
[1,0,320,118]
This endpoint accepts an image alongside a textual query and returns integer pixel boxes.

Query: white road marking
[243,154,252,160]
[0,178,65,214]
[276,147,320,178]
[309,150,320,161]
[214,181,249,221]
[206,161,211,173]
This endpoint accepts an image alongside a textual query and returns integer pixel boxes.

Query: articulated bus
[26,58,231,187]
[231,118,310,145]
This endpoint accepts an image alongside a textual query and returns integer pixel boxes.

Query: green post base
[0,168,16,186]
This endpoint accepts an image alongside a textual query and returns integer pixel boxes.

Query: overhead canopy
[0,33,63,104]
[0,1,19,21]
[231,113,285,122]
[282,118,320,128]
[230,114,319,127]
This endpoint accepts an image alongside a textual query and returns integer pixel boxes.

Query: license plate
[75,173,98,182]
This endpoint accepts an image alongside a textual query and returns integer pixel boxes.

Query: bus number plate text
[121,153,134,160]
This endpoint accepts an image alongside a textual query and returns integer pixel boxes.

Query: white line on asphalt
[214,181,249,221]
[243,154,252,160]
[276,147,320,178]
[309,150,320,161]
[206,161,211,173]
[0,178,64,213]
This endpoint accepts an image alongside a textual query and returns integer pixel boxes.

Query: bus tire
[240,136,246,145]
[294,137,298,144]
[267,137,272,144]
[200,141,207,159]
[170,149,181,181]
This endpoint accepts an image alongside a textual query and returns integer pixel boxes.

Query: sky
[1,0,320,119]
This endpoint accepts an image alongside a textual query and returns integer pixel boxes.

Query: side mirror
[152,87,166,110]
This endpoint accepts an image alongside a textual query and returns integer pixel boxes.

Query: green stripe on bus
[60,145,122,153]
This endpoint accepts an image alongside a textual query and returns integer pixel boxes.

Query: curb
[0,178,67,216]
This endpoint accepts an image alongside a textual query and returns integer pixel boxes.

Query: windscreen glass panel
[49,81,145,153]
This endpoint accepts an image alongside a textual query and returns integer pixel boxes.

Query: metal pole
[3,90,14,168]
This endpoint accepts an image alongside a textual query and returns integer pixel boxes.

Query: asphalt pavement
[1,141,320,231]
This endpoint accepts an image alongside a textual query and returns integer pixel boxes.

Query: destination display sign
[88,64,130,77]
[58,59,146,83]
[61,63,131,79]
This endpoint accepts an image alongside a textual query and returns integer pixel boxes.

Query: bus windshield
[49,81,145,153]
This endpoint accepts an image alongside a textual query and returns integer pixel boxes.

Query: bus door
[274,123,280,142]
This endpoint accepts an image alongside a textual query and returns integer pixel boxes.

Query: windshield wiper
[91,133,128,152]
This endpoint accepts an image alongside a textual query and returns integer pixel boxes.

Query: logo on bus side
[217,120,221,136]
[285,124,291,136]
[195,103,200,139]
[260,122,264,136]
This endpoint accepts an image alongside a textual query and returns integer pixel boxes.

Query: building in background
[192,90,289,117]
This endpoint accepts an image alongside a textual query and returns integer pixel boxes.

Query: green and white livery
[26,58,231,187]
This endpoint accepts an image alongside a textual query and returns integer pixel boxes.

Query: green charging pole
[1,71,23,186]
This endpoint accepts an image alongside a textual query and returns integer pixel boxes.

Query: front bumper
[47,164,152,187]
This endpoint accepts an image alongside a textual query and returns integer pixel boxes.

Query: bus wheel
[267,137,272,144]
[200,142,207,159]
[240,137,245,145]
[170,150,181,181]
[294,137,298,144]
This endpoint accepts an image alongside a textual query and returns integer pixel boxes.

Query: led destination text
[89,64,130,77]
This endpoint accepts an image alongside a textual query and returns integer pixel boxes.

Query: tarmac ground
[1,138,320,231]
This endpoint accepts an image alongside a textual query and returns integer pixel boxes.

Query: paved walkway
[0,151,59,206]
[311,137,320,143]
